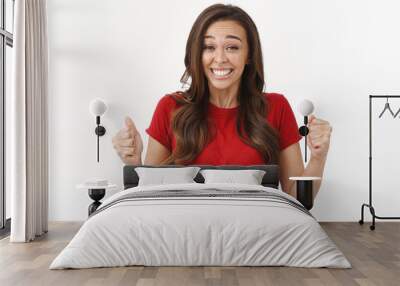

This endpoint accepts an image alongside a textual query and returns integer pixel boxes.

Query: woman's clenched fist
[112,116,143,165]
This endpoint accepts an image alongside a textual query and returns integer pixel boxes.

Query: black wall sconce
[89,98,107,162]
[291,99,320,211]
[297,99,314,163]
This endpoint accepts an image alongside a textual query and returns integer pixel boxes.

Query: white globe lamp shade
[89,98,107,117]
[298,99,314,116]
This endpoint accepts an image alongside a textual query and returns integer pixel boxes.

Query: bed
[50,165,351,269]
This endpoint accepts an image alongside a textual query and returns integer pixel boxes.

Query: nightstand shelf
[77,183,116,216]
[289,176,321,210]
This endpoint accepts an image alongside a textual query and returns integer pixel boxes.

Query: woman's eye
[226,46,239,51]
[203,45,239,51]
[203,45,215,50]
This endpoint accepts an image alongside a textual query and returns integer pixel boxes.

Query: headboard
[123,165,280,189]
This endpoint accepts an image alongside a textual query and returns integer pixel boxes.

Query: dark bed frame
[122,164,316,211]
[123,165,280,190]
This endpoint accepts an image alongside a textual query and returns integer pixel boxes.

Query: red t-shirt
[145,92,301,165]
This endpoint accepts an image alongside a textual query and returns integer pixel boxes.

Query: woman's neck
[208,85,239,108]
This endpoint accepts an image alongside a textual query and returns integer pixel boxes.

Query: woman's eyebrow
[204,35,242,42]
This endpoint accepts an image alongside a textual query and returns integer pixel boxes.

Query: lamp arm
[97,124,100,162]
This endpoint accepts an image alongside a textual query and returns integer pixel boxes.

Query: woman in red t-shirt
[112,4,332,199]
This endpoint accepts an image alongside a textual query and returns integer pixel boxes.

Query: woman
[112,4,332,200]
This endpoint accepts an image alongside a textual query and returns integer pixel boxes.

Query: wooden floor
[0,222,399,286]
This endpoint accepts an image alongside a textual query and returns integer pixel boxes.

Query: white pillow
[200,169,266,185]
[135,167,201,186]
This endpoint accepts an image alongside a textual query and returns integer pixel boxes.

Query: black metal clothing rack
[359,95,400,230]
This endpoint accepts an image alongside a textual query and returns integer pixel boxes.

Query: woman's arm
[279,143,327,199]
[279,115,332,200]
[143,136,171,165]
[279,142,304,198]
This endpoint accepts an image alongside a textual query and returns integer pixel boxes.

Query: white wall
[47,0,400,221]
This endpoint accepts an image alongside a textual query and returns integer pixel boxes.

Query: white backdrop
[46,0,400,221]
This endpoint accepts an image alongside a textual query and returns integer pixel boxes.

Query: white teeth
[212,69,232,76]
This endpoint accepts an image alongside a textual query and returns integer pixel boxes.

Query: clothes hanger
[393,106,400,118]
[378,97,395,118]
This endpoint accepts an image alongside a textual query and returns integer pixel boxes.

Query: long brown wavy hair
[162,4,280,165]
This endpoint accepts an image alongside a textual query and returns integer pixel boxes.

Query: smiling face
[202,20,249,96]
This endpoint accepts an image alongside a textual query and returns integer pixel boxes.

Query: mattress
[50,183,351,269]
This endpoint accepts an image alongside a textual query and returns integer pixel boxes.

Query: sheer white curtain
[10,0,48,242]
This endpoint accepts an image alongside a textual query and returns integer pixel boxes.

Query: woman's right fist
[112,116,143,165]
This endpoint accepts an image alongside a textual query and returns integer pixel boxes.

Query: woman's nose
[214,47,228,63]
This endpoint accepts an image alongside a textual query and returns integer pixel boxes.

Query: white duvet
[50,183,351,269]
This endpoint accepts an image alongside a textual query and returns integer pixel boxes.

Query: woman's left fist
[306,115,332,161]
